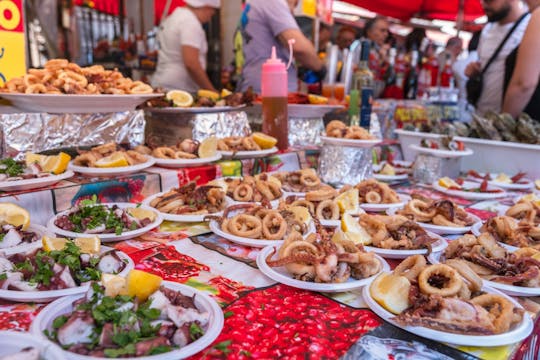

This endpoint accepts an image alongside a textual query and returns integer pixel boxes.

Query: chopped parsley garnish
[68,202,132,235]
[52,315,68,329]
[0,233,5,243]
[189,323,204,340]
[0,158,24,177]
[148,345,172,355]
[0,273,7,281]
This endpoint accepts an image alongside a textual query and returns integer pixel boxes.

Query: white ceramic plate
[219,147,278,159]
[0,246,133,302]
[257,245,389,292]
[0,93,162,113]
[470,222,519,252]
[362,283,532,346]
[364,232,447,259]
[387,207,482,235]
[31,281,224,360]
[0,224,51,255]
[432,180,507,200]
[360,194,411,213]
[0,331,66,360]
[466,172,534,190]
[429,252,540,297]
[409,144,473,158]
[68,158,155,177]
[373,173,409,182]
[152,153,222,168]
[0,170,74,191]
[320,136,382,148]
[47,203,162,242]
[288,104,344,118]
[145,105,246,114]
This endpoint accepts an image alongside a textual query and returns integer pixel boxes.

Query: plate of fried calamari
[257,231,389,292]
[321,120,381,148]
[389,196,481,235]
[272,169,330,195]
[214,175,284,206]
[217,135,278,159]
[144,182,231,223]
[363,258,532,346]
[68,143,155,176]
[148,138,222,168]
[357,214,447,259]
[208,203,315,247]
[353,179,410,212]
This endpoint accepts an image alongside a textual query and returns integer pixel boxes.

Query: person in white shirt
[465,0,529,115]
[152,0,220,92]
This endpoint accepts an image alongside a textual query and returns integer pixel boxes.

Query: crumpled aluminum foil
[289,117,324,148]
[0,110,146,158]
[413,154,462,184]
[318,144,374,187]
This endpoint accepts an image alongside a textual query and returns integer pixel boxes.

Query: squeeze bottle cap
[261,46,288,96]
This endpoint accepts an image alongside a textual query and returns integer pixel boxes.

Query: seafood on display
[0,225,40,250]
[396,195,476,227]
[352,179,401,204]
[149,182,226,215]
[272,169,327,193]
[467,170,530,186]
[0,158,53,182]
[505,200,540,225]
[222,175,283,203]
[73,143,148,168]
[482,215,540,248]
[325,120,375,140]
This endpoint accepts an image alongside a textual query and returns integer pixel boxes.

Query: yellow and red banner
[0,0,26,86]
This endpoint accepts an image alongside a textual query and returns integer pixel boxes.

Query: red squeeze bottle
[261,47,288,150]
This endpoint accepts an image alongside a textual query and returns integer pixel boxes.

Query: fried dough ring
[262,212,287,240]
[444,259,483,293]
[316,200,340,220]
[365,191,382,204]
[153,147,176,159]
[418,264,463,297]
[306,188,338,202]
[300,173,321,188]
[471,294,514,334]
[291,200,315,214]
[233,184,254,202]
[228,214,262,238]
[175,151,197,159]
[394,255,427,281]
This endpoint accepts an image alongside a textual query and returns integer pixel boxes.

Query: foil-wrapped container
[145,110,251,145]
[0,110,146,157]
[413,154,461,184]
[289,117,324,148]
[318,144,373,187]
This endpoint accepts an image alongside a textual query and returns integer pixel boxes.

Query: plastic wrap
[288,117,324,148]
[0,110,146,158]
[412,154,461,184]
[318,144,373,187]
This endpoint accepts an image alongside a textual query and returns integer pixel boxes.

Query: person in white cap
[152,0,220,92]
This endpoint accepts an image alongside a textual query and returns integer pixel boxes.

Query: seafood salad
[396,196,476,227]
[149,182,226,215]
[0,241,127,291]
[0,225,40,250]
[0,158,52,182]
[0,348,40,360]
[46,284,210,358]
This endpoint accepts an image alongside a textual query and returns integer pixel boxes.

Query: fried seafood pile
[1,59,153,95]
[325,120,374,140]
[353,179,401,204]
[397,196,475,227]
[217,136,263,152]
[73,143,148,168]
[149,139,203,160]
[224,175,282,203]
[358,214,436,250]
[280,187,355,222]
[272,169,326,193]
[384,256,523,334]
[265,229,381,283]
[149,182,226,215]
[505,200,540,225]
[444,233,540,288]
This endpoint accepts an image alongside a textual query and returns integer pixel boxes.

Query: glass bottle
[352,40,374,129]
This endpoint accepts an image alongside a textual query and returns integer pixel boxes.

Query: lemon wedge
[370,273,411,314]
[95,153,129,168]
[438,177,461,189]
[198,136,218,158]
[26,152,71,174]
[308,94,329,105]
[289,206,312,226]
[42,236,68,252]
[533,252,540,262]
[197,89,220,101]
[341,213,371,245]
[166,90,194,107]
[102,273,127,297]
[494,173,512,184]
[221,88,232,98]
[251,132,278,150]
[0,203,30,230]
[534,179,540,190]
[335,188,359,214]
[127,207,157,222]
[126,270,162,301]
[74,236,101,254]
[380,163,396,176]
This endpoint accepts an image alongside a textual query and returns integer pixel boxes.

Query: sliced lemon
[335,188,359,214]
[370,272,411,314]
[25,152,48,167]
[380,163,396,176]
[166,90,194,107]
[438,177,461,189]
[197,89,220,101]
[42,236,68,252]
[308,94,329,105]
[94,153,129,168]
[74,236,101,254]
[26,152,71,174]
[221,88,232,98]
[198,136,218,158]
[494,173,512,184]
[0,203,30,230]
[126,269,162,301]
[533,252,540,261]
[331,229,351,245]
[127,207,157,222]
[534,179,540,190]
[289,206,312,226]
[341,213,371,245]
[207,178,228,192]
[251,132,277,150]
[102,273,127,297]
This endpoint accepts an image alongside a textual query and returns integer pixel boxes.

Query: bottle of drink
[352,40,374,129]
[404,49,419,99]
[261,47,288,150]
[440,53,454,88]
[348,89,360,126]
[382,47,403,99]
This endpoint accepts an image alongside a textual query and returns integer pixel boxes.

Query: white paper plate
[0,170,74,191]
[0,246,133,302]
[257,245,390,292]
[320,136,382,148]
[152,153,222,168]
[0,224,51,255]
[0,331,66,360]
[0,93,162,113]
[466,173,534,190]
[429,252,540,297]
[470,222,520,252]
[219,147,278,159]
[31,281,224,360]
[373,173,409,182]
[287,103,344,118]
[432,180,507,200]
[47,203,162,242]
[360,194,411,213]
[362,282,532,346]
[410,144,473,158]
[387,207,482,235]
[364,232,447,259]
[145,104,246,114]
[68,158,155,177]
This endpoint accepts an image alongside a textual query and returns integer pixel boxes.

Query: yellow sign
[0,0,26,86]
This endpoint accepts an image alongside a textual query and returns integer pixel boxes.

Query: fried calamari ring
[316,200,340,220]
[406,199,437,222]
[125,150,148,165]
[233,184,254,202]
[228,214,262,238]
[153,147,176,159]
[291,200,315,214]
[471,294,515,334]
[129,81,154,94]
[444,259,483,293]
[326,120,347,136]
[24,84,48,94]
[255,180,278,201]
[432,214,462,227]
[59,70,89,87]
[23,74,40,87]
[365,191,382,204]
[305,188,338,202]
[393,255,427,281]
[300,173,321,188]
[418,264,463,297]
[217,140,230,151]
[175,151,197,159]
[262,212,287,240]
[44,59,68,71]
[134,145,153,155]
[242,137,261,151]
[358,214,386,245]
[73,152,98,167]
